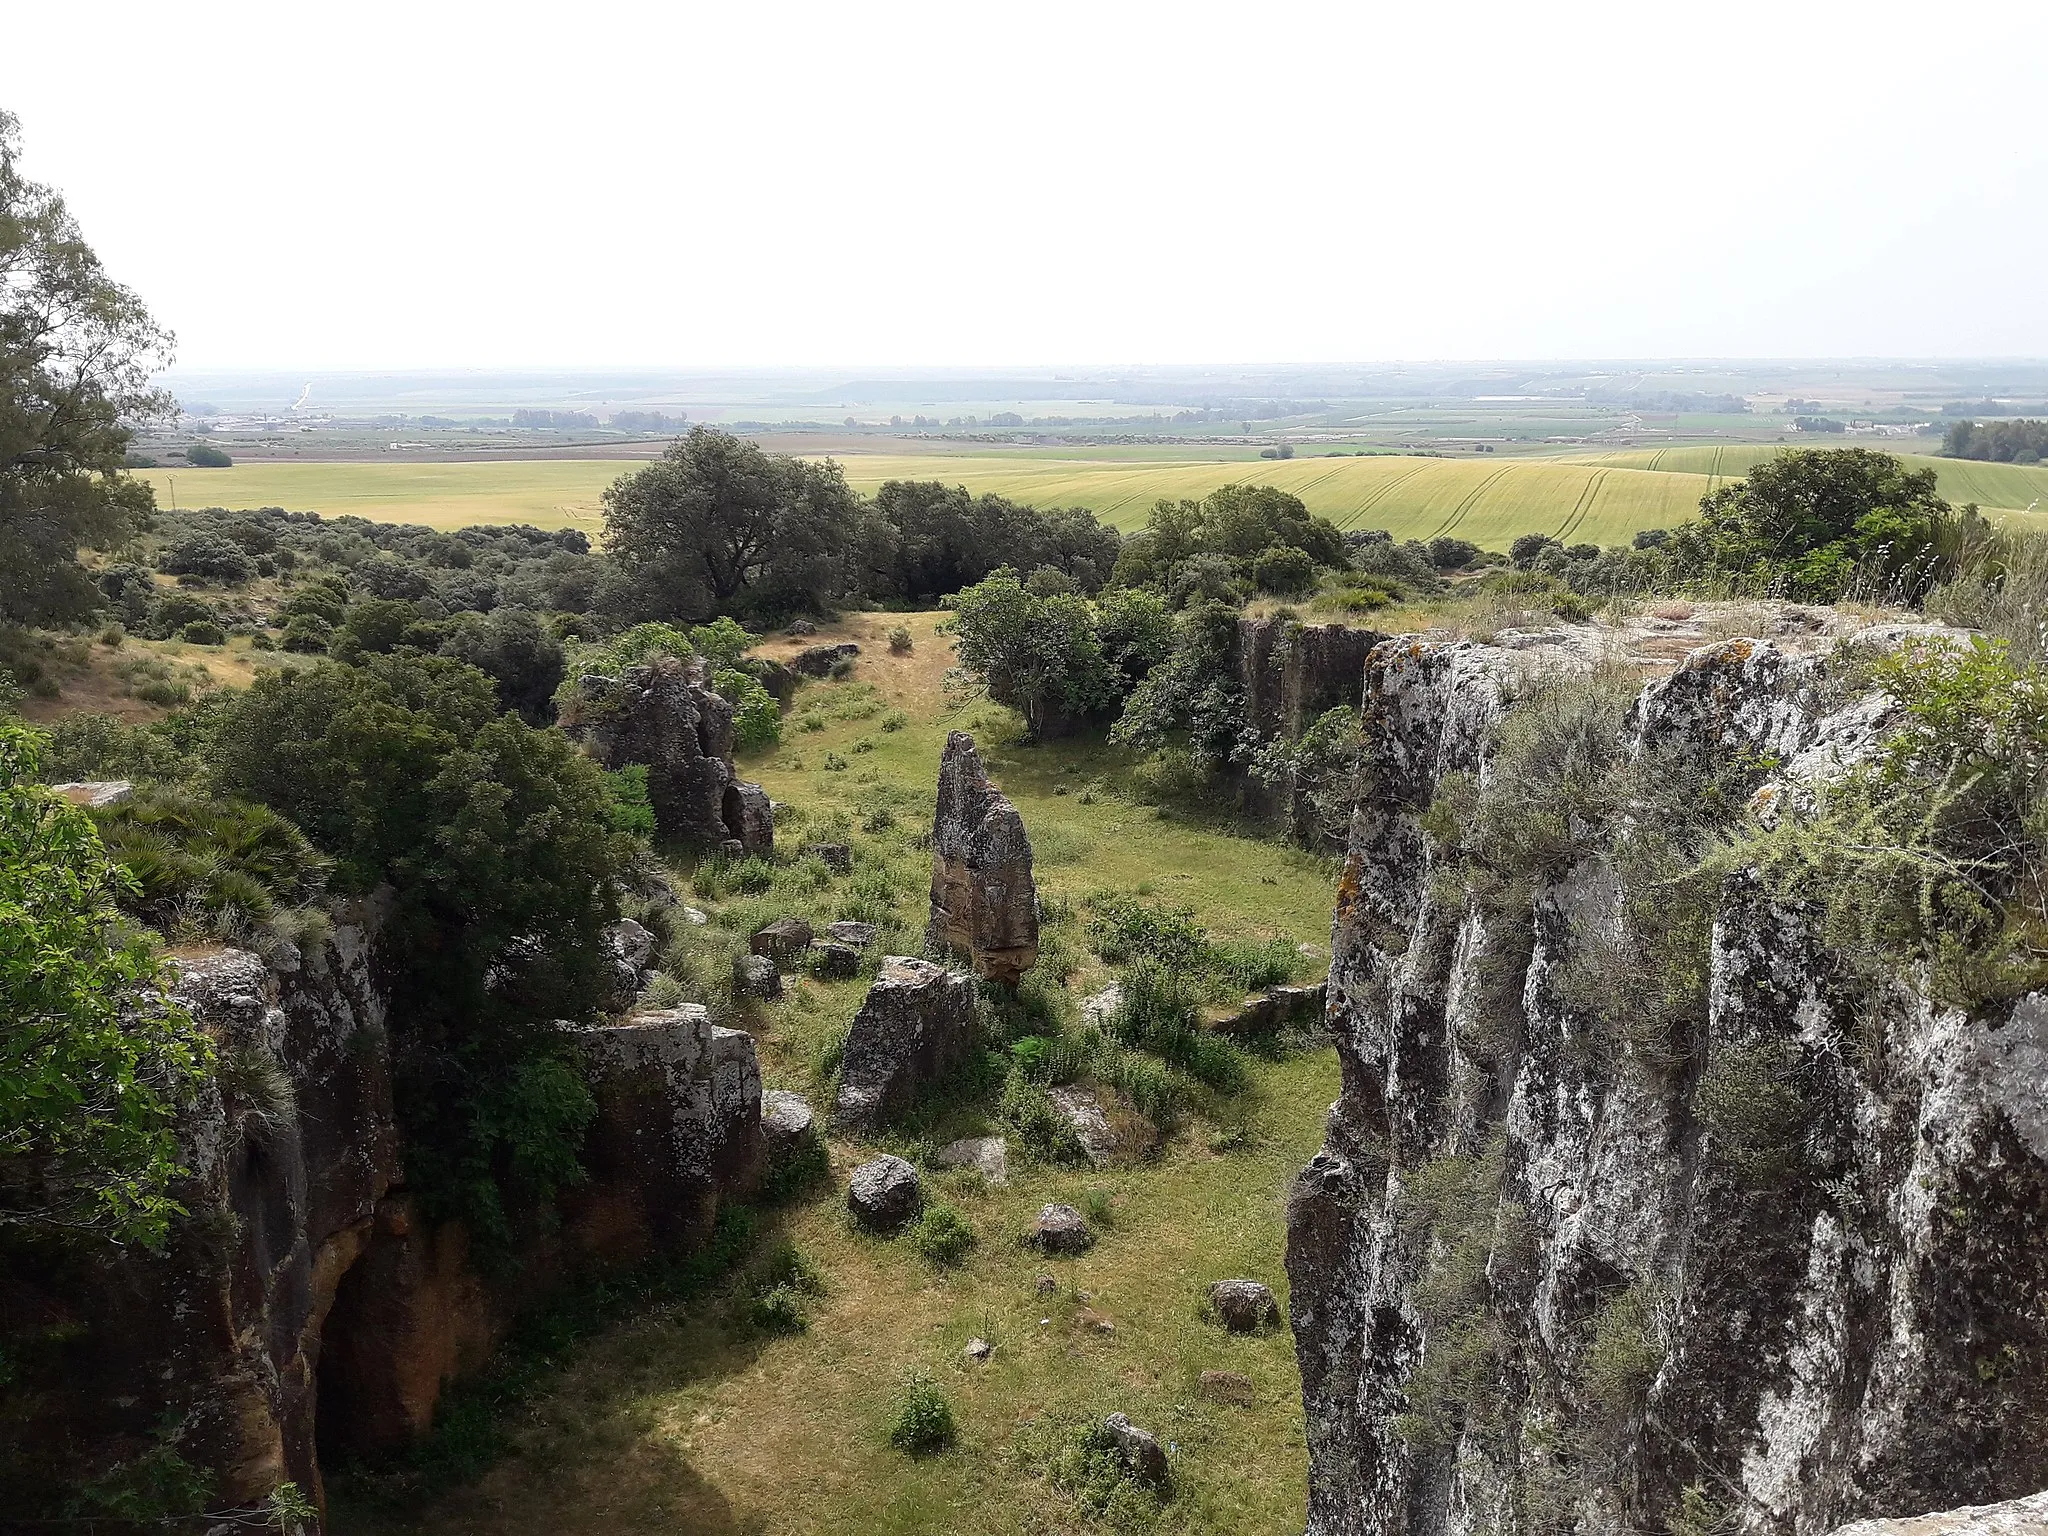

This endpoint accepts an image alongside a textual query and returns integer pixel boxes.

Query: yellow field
[139,444,2048,550]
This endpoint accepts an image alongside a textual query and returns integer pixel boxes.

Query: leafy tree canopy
[1,111,172,625]
[946,569,1115,739]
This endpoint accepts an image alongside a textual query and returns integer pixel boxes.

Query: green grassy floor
[333,611,1341,1536]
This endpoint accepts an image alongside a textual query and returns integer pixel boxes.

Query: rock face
[926,731,1039,984]
[831,956,979,1129]
[1826,1491,2048,1535]
[564,654,773,856]
[4,902,768,1523]
[935,1134,1008,1185]
[1288,632,2048,1536]
[1236,615,1383,741]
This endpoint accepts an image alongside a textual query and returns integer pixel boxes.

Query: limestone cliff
[1288,631,2048,1535]
[3,905,765,1523]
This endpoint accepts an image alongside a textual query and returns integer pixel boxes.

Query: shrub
[881,710,907,731]
[1251,543,1317,596]
[176,619,226,646]
[713,667,781,751]
[92,785,329,944]
[1084,891,1209,971]
[748,1283,811,1334]
[1209,934,1300,992]
[908,1204,977,1267]
[888,625,913,653]
[1000,1068,1086,1163]
[279,614,332,653]
[888,1370,956,1455]
[604,765,656,837]
[822,750,848,772]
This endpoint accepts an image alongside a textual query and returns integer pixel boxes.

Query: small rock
[681,906,710,926]
[808,940,861,979]
[751,916,814,964]
[1080,983,1123,1027]
[1032,1202,1093,1255]
[963,1337,994,1362]
[1034,1274,1059,1297]
[733,952,782,1000]
[1208,1279,1280,1333]
[718,837,746,862]
[827,920,879,948]
[1199,1369,1255,1407]
[1048,1086,1117,1167]
[1076,1306,1116,1334]
[51,780,134,808]
[1103,1413,1169,1486]
[805,842,853,874]
[761,1090,815,1159]
[847,1153,921,1230]
[785,618,817,636]
[934,1135,1007,1185]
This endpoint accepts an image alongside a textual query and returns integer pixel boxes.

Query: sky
[4,0,2046,370]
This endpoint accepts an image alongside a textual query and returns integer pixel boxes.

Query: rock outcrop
[1826,1490,2048,1535]
[564,653,773,855]
[1236,615,1383,741]
[4,902,768,1524]
[831,956,979,1129]
[926,731,1038,984]
[1287,630,2048,1536]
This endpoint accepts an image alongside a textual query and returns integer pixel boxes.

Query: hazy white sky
[5,0,2045,369]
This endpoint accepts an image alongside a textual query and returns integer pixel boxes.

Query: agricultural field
[335,610,1342,1536]
[138,443,2048,552]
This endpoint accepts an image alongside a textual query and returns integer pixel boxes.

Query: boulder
[1031,1202,1093,1255]
[847,1153,921,1229]
[831,957,979,1130]
[926,732,1039,984]
[808,940,861,979]
[681,905,710,926]
[732,952,781,1000]
[963,1336,994,1363]
[1207,1279,1280,1333]
[827,919,879,948]
[1103,1413,1169,1486]
[609,917,657,973]
[805,842,853,874]
[760,1090,815,1162]
[52,779,134,808]
[934,1134,1008,1185]
[785,618,817,637]
[1048,1085,1117,1167]
[750,916,814,965]
[1199,1369,1256,1407]
[562,654,772,855]
[740,654,799,706]
[793,642,859,676]
[1080,982,1123,1028]
[1215,981,1325,1038]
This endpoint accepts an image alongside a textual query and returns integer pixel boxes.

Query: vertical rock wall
[1288,632,2048,1536]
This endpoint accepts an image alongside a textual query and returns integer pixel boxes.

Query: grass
[131,445,2048,549]
[332,608,1335,1536]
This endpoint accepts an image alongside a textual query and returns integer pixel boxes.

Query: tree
[0,722,212,1249]
[441,607,565,724]
[946,570,1114,738]
[1,111,173,625]
[1669,448,1953,600]
[1109,599,1248,771]
[601,426,879,620]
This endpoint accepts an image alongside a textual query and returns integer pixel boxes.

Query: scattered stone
[1207,1279,1280,1333]
[827,920,879,948]
[831,956,979,1130]
[681,905,710,926]
[808,940,861,979]
[847,1153,921,1229]
[608,918,657,973]
[934,1135,1008,1185]
[750,916,814,965]
[760,1090,815,1161]
[964,1337,994,1363]
[1031,1202,1093,1255]
[1048,1085,1117,1167]
[785,618,817,637]
[793,642,859,676]
[51,780,133,808]
[1076,1306,1116,1334]
[1080,983,1123,1028]
[562,654,772,854]
[718,837,746,862]
[1035,1274,1059,1297]
[1103,1413,1169,1486]
[926,732,1039,984]
[733,952,782,1000]
[1199,1370,1256,1407]
[802,842,852,874]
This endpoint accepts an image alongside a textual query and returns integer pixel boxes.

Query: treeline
[1943,418,2048,464]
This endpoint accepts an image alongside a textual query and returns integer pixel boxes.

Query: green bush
[1000,1069,1086,1163]
[888,625,913,653]
[1084,891,1209,971]
[92,785,329,944]
[176,619,226,646]
[713,666,781,751]
[603,765,655,837]
[907,1204,977,1267]
[888,1370,956,1455]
